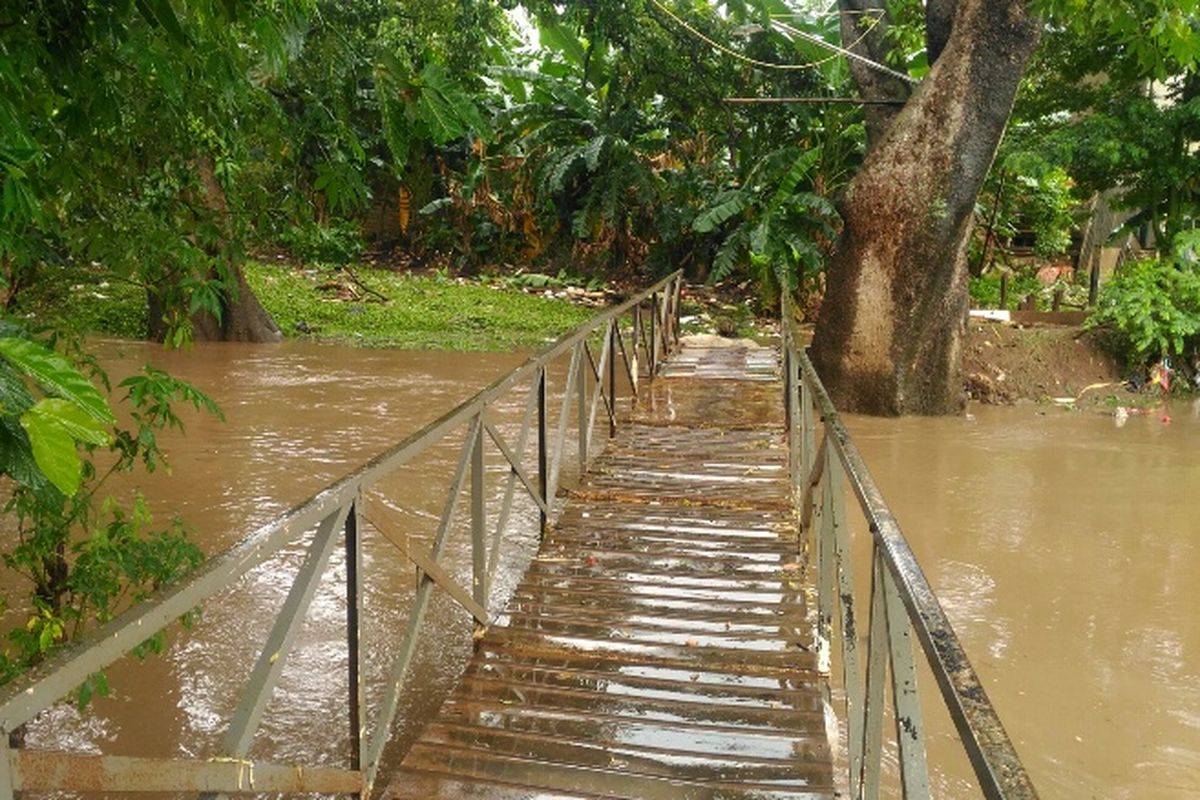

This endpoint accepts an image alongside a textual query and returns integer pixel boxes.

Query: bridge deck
[386,343,835,799]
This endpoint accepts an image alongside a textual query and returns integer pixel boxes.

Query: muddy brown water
[10,341,1199,798]
[15,340,548,778]
[847,403,1200,799]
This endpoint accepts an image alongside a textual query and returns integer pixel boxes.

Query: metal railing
[781,308,1038,799]
[0,271,684,798]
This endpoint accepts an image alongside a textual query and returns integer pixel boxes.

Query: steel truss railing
[0,272,684,799]
[781,310,1038,800]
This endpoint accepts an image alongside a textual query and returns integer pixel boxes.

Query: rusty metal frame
[781,301,1038,800]
[0,271,684,799]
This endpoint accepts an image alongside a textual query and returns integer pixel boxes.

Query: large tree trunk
[147,266,281,344]
[811,0,1039,415]
[148,156,281,344]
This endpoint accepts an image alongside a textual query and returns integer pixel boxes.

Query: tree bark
[811,0,1040,415]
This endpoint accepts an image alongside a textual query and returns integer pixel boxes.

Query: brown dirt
[962,322,1123,404]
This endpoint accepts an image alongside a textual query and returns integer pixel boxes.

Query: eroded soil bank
[962,321,1125,405]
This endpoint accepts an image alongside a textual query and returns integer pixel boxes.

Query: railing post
[801,375,815,486]
[538,366,549,539]
[829,456,864,799]
[0,734,13,800]
[672,274,682,347]
[346,498,364,773]
[860,547,889,799]
[882,561,931,798]
[649,294,658,375]
[577,343,588,473]
[815,445,835,676]
[548,345,581,508]
[471,412,487,613]
[608,321,618,437]
[633,304,642,382]
[786,349,800,493]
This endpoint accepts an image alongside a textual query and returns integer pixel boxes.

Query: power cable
[770,18,917,85]
[648,0,883,73]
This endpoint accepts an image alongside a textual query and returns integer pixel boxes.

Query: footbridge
[0,273,1038,799]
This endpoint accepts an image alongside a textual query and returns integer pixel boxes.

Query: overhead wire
[647,0,884,74]
[770,17,917,85]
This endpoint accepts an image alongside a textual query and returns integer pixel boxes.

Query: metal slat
[219,505,350,759]
[548,344,582,510]
[576,342,589,474]
[860,549,889,799]
[472,413,487,612]
[582,333,613,453]
[485,422,550,518]
[828,456,865,797]
[362,416,482,794]
[882,560,931,797]
[347,495,365,770]
[487,380,541,581]
[538,367,549,538]
[368,511,489,626]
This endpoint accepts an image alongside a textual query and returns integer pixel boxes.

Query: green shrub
[1088,244,1200,366]
[968,271,1045,310]
[279,220,365,265]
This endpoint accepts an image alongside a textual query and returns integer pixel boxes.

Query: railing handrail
[781,303,1038,799]
[0,270,684,798]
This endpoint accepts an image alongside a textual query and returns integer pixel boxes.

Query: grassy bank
[246,263,594,349]
[34,262,597,350]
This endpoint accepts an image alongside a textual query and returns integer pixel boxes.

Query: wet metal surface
[387,343,835,799]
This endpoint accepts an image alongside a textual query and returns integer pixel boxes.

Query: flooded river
[11,340,1199,797]
[18,340,546,778]
[848,403,1200,799]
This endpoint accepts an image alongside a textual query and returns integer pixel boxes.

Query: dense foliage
[1089,232,1200,367]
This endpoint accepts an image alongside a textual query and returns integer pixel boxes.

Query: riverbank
[33,262,596,350]
[35,262,1161,408]
[245,262,595,349]
[963,321,1126,406]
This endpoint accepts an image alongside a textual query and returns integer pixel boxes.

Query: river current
[8,340,1197,797]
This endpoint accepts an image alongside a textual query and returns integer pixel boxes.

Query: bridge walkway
[387,342,836,799]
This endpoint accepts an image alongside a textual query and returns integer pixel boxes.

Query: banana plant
[693,146,838,305]
[490,50,667,272]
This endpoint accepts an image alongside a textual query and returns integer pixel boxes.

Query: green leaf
[417,64,490,144]
[764,149,820,219]
[537,20,588,67]
[694,191,751,233]
[419,197,454,215]
[0,358,34,416]
[25,399,112,446]
[0,338,115,425]
[0,417,52,494]
[710,228,748,283]
[583,135,610,171]
[19,405,83,496]
[135,0,190,46]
